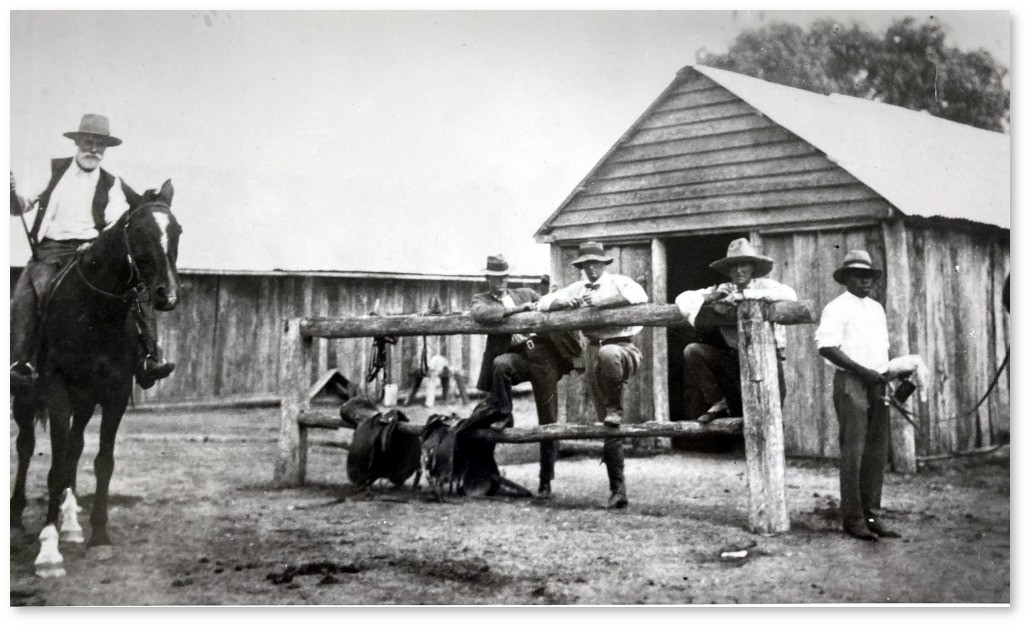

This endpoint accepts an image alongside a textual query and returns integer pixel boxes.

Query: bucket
[383,383,399,407]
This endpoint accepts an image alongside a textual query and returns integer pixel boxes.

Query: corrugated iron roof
[693,65,1010,229]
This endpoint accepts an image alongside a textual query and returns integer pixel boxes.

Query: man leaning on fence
[674,238,796,423]
[536,241,648,509]
[815,250,902,542]
[470,254,581,498]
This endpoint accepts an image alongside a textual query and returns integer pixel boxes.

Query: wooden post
[881,219,918,474]
[651,238,669,426]
[274,318,313,486]
[550,244,568,425]
[737,300,790,535]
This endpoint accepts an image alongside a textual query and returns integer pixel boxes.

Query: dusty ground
[9,397,1009,605]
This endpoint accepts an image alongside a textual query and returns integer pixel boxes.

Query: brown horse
[10,180,181,577]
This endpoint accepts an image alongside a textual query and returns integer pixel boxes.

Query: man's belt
[513,338,538,352]
[588,336,632,347]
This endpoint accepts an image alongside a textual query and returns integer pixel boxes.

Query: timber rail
[275,300,814,535]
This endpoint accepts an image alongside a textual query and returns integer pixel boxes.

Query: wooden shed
[536,65,1010,462]
[10,266,547,408]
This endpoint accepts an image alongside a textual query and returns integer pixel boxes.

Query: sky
[6,9,1013,276]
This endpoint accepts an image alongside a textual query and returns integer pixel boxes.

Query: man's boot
[137,356,175,390]
[603,437,628,509]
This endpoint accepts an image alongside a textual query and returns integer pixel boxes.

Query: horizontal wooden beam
[298,301,814,339]
[298,408,743,441]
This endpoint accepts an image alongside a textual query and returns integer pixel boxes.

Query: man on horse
[10,113,175,391]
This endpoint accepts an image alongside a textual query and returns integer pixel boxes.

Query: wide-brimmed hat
[63,114,122,147]
[572,241,614,267]
[709,238,774,278]
[482,254,510,276]
[833,250,883,285]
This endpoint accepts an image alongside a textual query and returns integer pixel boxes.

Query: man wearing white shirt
[674,238,797,423]
[537,241,649,509]
[815,250,900,542]
[10,114,174,390]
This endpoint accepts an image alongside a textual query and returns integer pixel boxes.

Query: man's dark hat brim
[833,266,883,285]
[64,131,122,147]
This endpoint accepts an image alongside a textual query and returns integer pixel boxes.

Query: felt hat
[63,114,122,147]
[482,254,510,276]
[571,241,614,267]
[709,238,774,278]
[832,250,883,285]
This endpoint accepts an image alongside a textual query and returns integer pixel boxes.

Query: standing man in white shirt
[10,114,175,390]
[537,241,649,509]
[814,250,901,542]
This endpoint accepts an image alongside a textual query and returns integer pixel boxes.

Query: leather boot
[604,437,627,509]
[843,520,879,542]
[866,518,901,538]
[137,357,176,390]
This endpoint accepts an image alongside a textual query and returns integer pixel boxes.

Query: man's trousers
[682,342,786,419]
[489,341,564,483]
[832,369,889,525]
[584,341,643,491]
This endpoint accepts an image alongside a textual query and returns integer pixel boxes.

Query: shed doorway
[664,232,748,424]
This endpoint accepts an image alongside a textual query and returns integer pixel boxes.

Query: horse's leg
[58,395,95,544]
[88,393,129,554]
[10,392,38,529]
[35,376,73,578]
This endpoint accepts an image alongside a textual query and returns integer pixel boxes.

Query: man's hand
[703,289,730,303]
[76,242,92,253]
[857,367,887,388]
[581,291,599,307]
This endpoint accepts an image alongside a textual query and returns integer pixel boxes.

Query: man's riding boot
[603,437,628,509]
[133,296,175,390]
[136,357,175,390]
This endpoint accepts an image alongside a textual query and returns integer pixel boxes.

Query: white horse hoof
[34,562,67,578]
[88,545,114,561]
[36,524,66,577]
[60,528,85,543]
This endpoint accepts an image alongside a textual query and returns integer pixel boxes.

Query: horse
[10,180,182,577]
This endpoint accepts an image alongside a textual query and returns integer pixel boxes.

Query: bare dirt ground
[9,397,1009,605]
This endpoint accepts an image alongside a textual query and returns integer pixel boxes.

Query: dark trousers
[489,341,564,483]
[832,370,889,524]
[682,342,786,419]
[585,342,642,491]
[10,238,161,368]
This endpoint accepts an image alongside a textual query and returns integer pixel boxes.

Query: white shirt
[674,277,797,349]
[36,160,130,241]
[537,271,649,340]
[814,290,890,370]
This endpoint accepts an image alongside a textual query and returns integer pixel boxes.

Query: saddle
[340,398,422,490]
[420,402,532,501]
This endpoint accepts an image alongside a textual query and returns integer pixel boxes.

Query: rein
[75,201,170,301]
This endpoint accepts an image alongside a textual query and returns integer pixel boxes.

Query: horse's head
[122,180,182,311]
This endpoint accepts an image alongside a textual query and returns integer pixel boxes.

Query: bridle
[74,201,172,302]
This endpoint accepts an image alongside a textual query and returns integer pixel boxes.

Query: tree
[697,17,1009,132]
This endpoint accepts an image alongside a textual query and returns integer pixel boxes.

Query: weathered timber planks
[545,200,891,242]
[639,101,757,128]
[655,87,741,111]
[554,184,879,227]
[298,301,815,339]
[582,155,837,195]
[625,113,775,146]
[610,126,794,164]
[597,141,818,180]
[569,169,860,213]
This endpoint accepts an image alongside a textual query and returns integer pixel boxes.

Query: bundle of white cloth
[878,354,930,402]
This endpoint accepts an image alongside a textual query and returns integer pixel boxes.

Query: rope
[888,347,1009,429]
